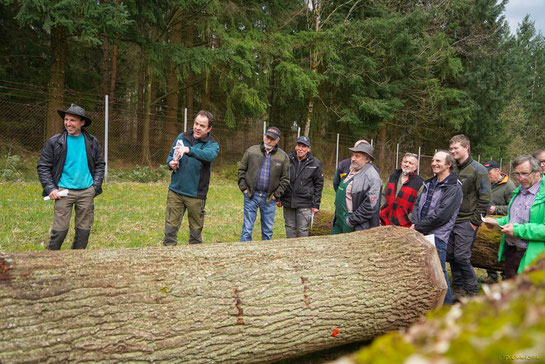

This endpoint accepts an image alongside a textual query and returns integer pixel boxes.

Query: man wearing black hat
[330,142,382,234]
[480,160,515,284]
[238,126,290,241]
[37,104,105,250]
[278,136,324,238]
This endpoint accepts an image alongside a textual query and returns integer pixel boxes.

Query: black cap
[296,136,311,147]
[484,160,500,170]
[265,126,281,139]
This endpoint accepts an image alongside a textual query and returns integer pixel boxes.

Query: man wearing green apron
[331,143,382,234]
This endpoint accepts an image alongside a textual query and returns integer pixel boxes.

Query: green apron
[330,175,356,234]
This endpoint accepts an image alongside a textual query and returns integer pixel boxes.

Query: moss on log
[0,227,445,363]
[310,211,505,272]
[333,253,545,364]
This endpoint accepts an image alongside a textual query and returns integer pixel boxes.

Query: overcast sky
[503,0,545,34]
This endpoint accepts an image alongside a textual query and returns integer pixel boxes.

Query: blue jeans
[240,192,276,241]
[435,237,452,305]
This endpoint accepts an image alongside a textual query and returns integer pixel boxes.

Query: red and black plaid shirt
[380,170,423,227]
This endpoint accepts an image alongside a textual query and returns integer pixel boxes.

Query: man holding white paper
[484,155,545,279]
[411,150,462,304]
[37,104,105,250]
[163,110,219,245]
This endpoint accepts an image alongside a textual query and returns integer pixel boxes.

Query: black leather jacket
[37,129,105,196]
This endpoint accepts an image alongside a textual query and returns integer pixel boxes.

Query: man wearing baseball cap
[37,103,105,250]
[278,136,324,238]
[480,160,515,284]
[330,142,382,234]
[238,126,290,241]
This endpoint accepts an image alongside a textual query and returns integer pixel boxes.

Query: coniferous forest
[1,0,544,165]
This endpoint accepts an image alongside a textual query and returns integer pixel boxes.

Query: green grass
[0,175,336,251]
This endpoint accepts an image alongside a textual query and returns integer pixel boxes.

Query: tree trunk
[110,43,118,109]
[378,123,387,170]
[0,227,446,363]
[165,8,183,151]
[102,36,110,99]
[45,26,66,139]
[335,255,545,364]
[471,218,504,272]
[309,212,505,272]
[141,61,152,165]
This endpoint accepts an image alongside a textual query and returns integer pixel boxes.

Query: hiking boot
[478,276,498,284]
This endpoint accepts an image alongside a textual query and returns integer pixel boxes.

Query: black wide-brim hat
[57,103,92,127]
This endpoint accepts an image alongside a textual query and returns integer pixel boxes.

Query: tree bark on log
[334,255,545,364]
[0,227,446,363]
[309,211,505,272]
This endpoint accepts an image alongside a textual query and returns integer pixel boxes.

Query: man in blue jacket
[163,110,219,245]
[411,150,463,304]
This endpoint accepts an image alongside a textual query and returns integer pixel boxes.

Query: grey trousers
[447,221,478,293]
[283,207,312,238]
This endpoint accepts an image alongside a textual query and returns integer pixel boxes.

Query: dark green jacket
[238,143,290,203]
[453,156,491,226]
[490,174,516,216]
[167,130,219,199]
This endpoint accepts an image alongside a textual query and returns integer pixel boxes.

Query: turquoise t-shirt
[58,134,93,190]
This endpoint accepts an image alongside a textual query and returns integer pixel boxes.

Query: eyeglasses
[540,160,545,165]
[512,172,533,179]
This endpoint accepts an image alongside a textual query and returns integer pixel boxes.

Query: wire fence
[0,81,513,180]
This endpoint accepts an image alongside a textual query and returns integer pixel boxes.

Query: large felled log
[470,217,504,271]
[334,253,545,364]
[0,226,446,363]
[310,211,505,272]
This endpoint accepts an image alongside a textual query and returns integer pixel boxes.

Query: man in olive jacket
[37,103,105,250]
[448,134,491,300]
[238,126,290,241]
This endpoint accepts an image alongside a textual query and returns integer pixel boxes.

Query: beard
[402,168,412,175]
[351,161,363,171]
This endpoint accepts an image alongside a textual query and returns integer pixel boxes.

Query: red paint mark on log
[301,277,311,308]
[331,329,339,337]
[233,288,244,325]
[0,258,13,286]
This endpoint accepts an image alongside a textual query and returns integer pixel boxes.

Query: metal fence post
[396,143,399,169]
[297,127,301,138]
[263,121,266,135]
[184,108,188,132]
[417,146,421,175]
[336,133,340,169]
[104,95,109,183]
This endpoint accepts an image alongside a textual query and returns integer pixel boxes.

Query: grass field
[0,174,336,251]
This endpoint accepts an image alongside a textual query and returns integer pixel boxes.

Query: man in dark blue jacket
[278,136,324,238]
[411,150,463,304]
[163,110,219,245]
[37,103,105,250]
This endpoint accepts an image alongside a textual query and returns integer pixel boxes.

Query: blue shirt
[58,134,93,190]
